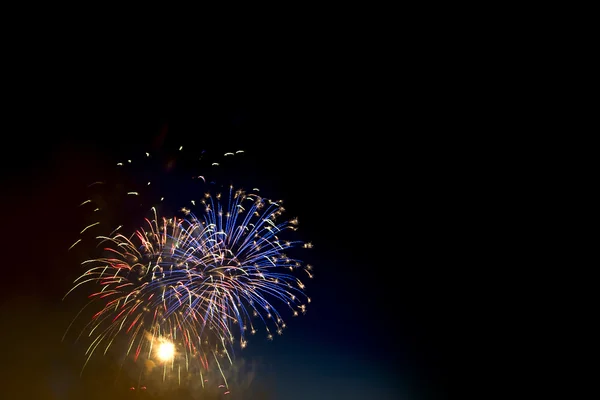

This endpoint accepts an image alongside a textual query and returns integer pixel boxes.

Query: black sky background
[0,84,450,399]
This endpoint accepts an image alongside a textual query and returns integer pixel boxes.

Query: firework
[64,148,312,389]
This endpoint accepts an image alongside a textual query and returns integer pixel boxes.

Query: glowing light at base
[157,341,175,362]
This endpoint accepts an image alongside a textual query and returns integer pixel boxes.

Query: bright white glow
[156,341,175,361]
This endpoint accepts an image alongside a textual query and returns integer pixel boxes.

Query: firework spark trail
[65,173,312,384]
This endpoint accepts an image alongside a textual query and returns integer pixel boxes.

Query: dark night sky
[0,87,449,399]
